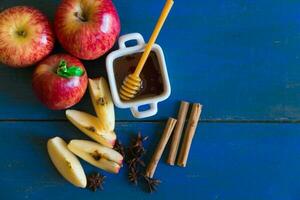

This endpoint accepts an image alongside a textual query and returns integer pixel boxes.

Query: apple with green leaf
[0,6,54,68]
[54,0,121,60]
[32,54,88,110]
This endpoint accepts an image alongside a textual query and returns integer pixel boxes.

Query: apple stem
[57,60,85,78]
[74,12,87,22]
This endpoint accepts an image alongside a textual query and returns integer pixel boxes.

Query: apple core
[74,12,88,22]
[16,30,27,38]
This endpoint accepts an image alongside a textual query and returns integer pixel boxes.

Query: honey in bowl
[113,51,164,101]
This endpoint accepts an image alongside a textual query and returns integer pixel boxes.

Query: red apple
[0,6,54,68]
[32,54,88,110]
[54,0,120,60]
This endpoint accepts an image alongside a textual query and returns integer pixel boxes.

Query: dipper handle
[120,0,174,101]
[133,0,174,77]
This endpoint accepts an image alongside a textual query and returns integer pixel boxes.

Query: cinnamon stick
[145,118,177,178]
[177,103,202,167]
[166,101,190,165]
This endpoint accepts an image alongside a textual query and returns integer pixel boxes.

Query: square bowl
[106,33,171,118]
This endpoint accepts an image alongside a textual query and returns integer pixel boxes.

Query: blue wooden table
[1,0,300,199]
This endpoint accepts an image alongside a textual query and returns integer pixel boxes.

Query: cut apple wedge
[68,140,123,174]
[88,78,115,132]
[66,109,116,148]
[47,137,87,188]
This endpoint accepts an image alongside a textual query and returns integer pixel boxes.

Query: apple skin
[54,0,120,60]
[0,6,54,68]
[32,54,88,110]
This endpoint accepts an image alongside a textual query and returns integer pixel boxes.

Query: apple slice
[68,140,123,174]
[47,137,86,188]
[88,78,115,132]
[66,109,116,148]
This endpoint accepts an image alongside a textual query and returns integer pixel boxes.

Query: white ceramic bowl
[106,33,171,118]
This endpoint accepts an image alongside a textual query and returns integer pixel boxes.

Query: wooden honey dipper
[119,0,174,101]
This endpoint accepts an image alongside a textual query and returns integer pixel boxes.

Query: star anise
[143,176,161,193]
[124,133,148,186]
[131,146,146,159]
[127,157,145,169]
[87,173,106,192]
[113,139,125,157]
[128,167,139,185]
[127,157,137,169]
[132,133,148,148]
[126,133,147,162]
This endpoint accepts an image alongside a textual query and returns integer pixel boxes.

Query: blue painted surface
[0,0,300,199]
[1,122,300,200]
[1,0,300,120]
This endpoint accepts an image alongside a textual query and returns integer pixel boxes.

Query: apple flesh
[54,0,121,60]
[66,109,116,148]
[47,137,87,188]
[32,54,88,110]
[68,140,123,174]
[89,78,115,132]
[0,6,54,68]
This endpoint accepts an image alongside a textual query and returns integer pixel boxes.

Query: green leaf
[58,60,67,72]
[68,66,84,77]
[57,60,85,78]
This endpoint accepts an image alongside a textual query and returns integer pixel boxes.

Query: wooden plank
[1,0,300,121]
[0,121,300,199]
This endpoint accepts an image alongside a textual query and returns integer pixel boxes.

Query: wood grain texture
[0,1,299,199]
[0,122,300,200]
[1,0,300,121]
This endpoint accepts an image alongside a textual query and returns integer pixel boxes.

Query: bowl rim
[106,43,171,109]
